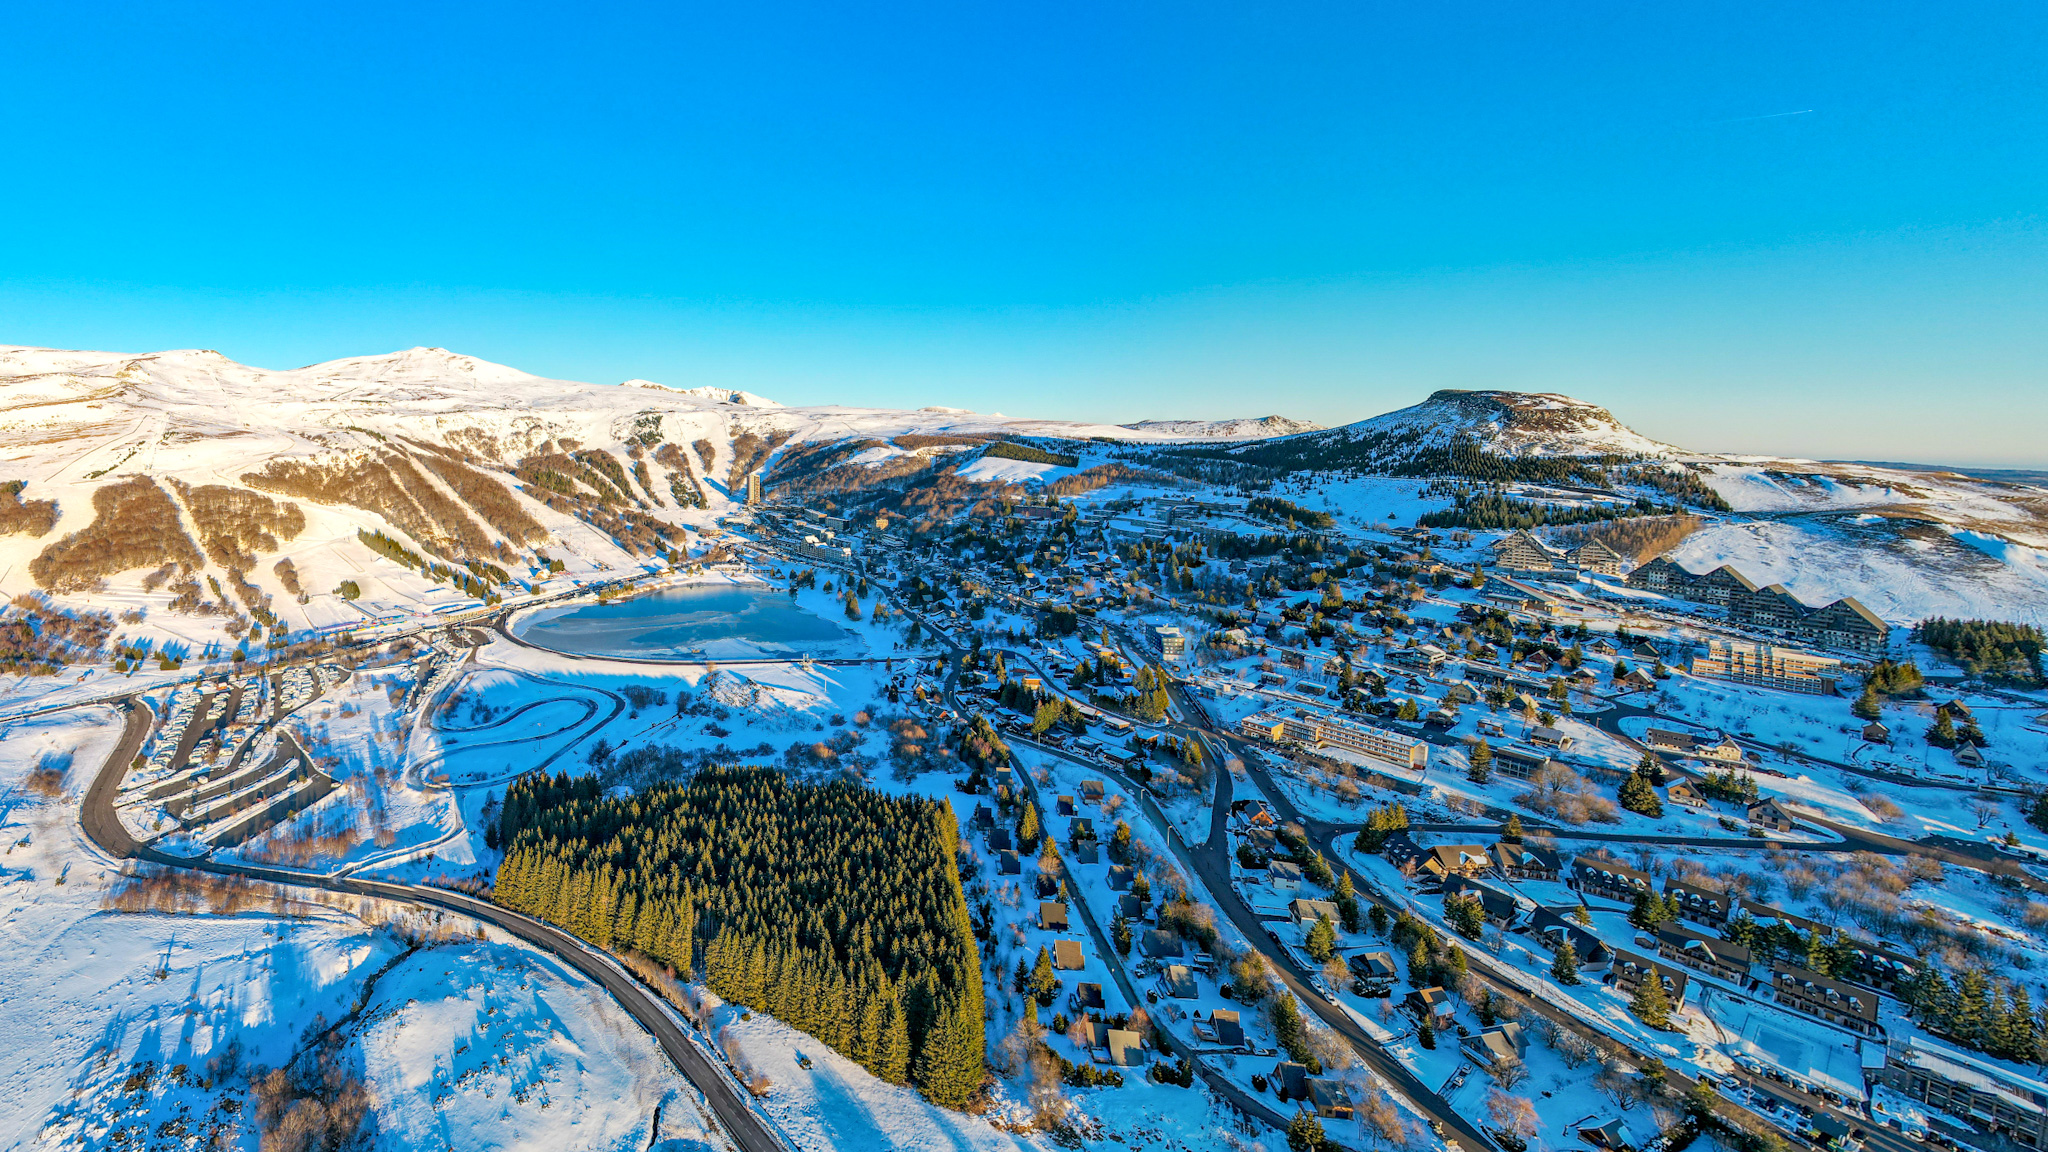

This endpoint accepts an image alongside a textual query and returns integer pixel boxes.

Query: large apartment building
[1882,1040,2048,1150]
[1239,709,1429,770]
[1626,558,1889,653]
[1691,641,1843,695]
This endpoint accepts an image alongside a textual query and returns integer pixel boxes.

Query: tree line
[491,766,986,1107]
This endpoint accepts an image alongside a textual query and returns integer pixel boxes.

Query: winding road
[77,700,783,1152]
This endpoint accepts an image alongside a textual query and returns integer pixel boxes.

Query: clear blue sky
[4,1,2045,464]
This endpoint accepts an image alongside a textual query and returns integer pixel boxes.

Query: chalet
[1490,745,1556,781]
[998,849,1021,875]
[1609,949,1690,1008]
[1862,721,1892,744]
[1588,638,1618,657]
[1268,860,1306,892]
[1574,858,1655,903]
[1054,940,1086,970]
[1106,1028,1146,1067]
[1379,830,1426,871]
[1666,780,1706,808]
[1140,929,1185,959]
[1579,1118,1636,1152]
[1309,1078,1357,1121]
[1056,795,1076,817]
[1772,964,1881,1035]
[1069,817,1096,842]
[1443,875,1523,929]
[1403,986,1456,1029]
[1530,908,1612,970]
[1444,681,1479,706]
[1108,865,1135,891]
[1072,982,1106,1011]
[1644,728,1744,764]
[1039,902,1070,932]
[1073,842,1100,865]
[1387,644,1448,676]
[1243,826,1281,855]
[1200,1008,1245,1048]
[1631,643,1663,663]
[1462,1022,1529,1068]
[1528,725,1572,750]
[1348,951,1399,981]
[1421,843,1493,882]
[1117,893,1148,922]
[1157,964,1198,1000]
[1272,1061,1311,1102]
[1663,879,1734,927]
[1843,941,1921,995]
[1491,841,1562,880]
[1069,1015,1102,1048]
[1616,668,1658,692]
[1080,779,1106,805]
[971,804,994,831]
[1290,898,1342,926]
[989,826,1014,852]
[1748,799,1797,832]
[1654,924,1753,983]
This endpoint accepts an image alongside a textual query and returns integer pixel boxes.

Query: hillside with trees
[491,767,986,1107]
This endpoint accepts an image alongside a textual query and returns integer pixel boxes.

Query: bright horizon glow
[3,2,2045,466]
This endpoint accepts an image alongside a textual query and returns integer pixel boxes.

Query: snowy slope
[1294,387,1680,459]
[1117,415,1321,439]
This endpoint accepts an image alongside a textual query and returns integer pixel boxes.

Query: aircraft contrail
[1714,109,1815,123]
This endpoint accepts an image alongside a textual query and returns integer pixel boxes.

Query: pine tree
[1619,771,1664,817]
[1552,939,1581,985]
[1288,1111,1328,1152]
[1468,739,1493,784]
[1927,712,1959,749]
[912,991,983,1107]
[1954,970,1993,1044]
[1502,814,1523,842]
[1418,1017,1436,1049]
[1307,914,1338,962]
[1631,972,1674,1027]
[1852,685,1883,721]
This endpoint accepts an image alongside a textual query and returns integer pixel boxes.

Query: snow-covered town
[0,340,2043,1152]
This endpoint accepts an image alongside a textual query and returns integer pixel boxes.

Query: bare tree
[1486,1057,1529,1090]
[1486,1090,1540,1142]
[1594,1062,1639,1110]
[1972,800,2002,830]
[1358,1093,1407,1150]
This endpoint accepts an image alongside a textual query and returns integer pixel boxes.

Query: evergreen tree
[1852,685,1883,721]
[1927,712,1959,749]
[1017,802,1041,849]
[1954,970,1993,1044]
[1288,1111,1328,1152]
[1029,946,1060,1007]
[1468,739,1494,784]
[1631,972,1673,1027]
[1551,940,1581,985]
[1999,986,2038,1063]
[1619,771,1664,817]
[1368,903,1390,936]
[1418,1018,1436,1049]
[1502,814,1523,842]
[1307,914,1338,962]
[911,991,983,1108]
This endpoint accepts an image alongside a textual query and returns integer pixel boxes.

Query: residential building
[1386,644,1448,676]
[1882,1040,2048,1150]
[1663,880,1734,927]
[1106,1029,1146,1067]
[1609,949,1690,1008]
[1153,626,1186,662]
[1039,902,1070,932]
[1072,983,1105,1011]
[1442,875,1522,929]
[1528,725,1572,750]
[1348,951,1398,981]
[1578,1118,1637,1152]
[1158,964,1198,1000]
[1140,929,1185,959]
[1289,898,1341,926]
[1272,1061,1311,1103]
[1654,925,1753,983]
[1054,940,1086,971]
[1692,640,1843,695]
[1495,530,1564,571]
[1574,858,1655,903]
[1489,745,1556,781]
[1491,841,1562,880]
[1461,1022,1529,1068]
[1625,559,1889,653]
[1309,1078,1357,1121]
[1644,728,1746,763]
[1421,844,1493,882]
[1247,709,1431,771]
[1531,909,1613,971]
[1771,964,1881,1035]
[1268,860,1305,891]
[1573,539,1626,576]
[1748,799,1797,832]
[1403,987,1456,1029]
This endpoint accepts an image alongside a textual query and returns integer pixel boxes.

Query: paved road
[78,700,780,1152]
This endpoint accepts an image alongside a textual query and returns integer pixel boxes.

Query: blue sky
[4,1,2045,464]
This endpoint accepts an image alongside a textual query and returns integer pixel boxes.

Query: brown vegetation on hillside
[1547,515,1705,564]
[30,477,205,591]
[0,480,58,537]
[692,438,716,471]
[412,452,548,544]
[632,458,664,506]
[726,427,792,490]
[520,484,684,557]
[0,598,113,673]
[174,481,306,569]
[652,443,708,507]
[273,557,303,596]
[1047,463,1176,496]
[243,451,503,562]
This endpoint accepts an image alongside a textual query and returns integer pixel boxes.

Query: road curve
[79,700,783,1152]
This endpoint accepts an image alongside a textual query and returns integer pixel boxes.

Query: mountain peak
[1359,388,1680,458]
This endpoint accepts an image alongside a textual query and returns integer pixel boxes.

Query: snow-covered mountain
[1118,415,1322,440]
[1301,388,1678,460]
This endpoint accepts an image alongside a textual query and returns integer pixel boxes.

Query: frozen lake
[512,582,862,661]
